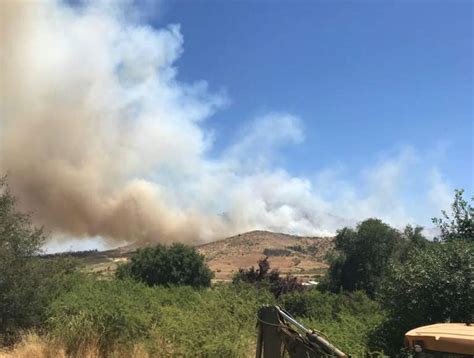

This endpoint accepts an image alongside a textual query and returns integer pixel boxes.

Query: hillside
[64,230,334,280]
[197,230,334,281]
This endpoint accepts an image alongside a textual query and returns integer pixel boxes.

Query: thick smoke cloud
[0,1,227,244]
[0,1,452,246]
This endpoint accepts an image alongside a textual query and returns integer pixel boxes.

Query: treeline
[321,190,473,355]
[41,249,99,259]
[0,175,472,357]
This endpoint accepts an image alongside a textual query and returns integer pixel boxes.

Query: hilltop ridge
[197,230,334,281]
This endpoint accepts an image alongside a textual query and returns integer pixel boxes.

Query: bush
[373,241,473,355]
[48,278,161,357]
[48,279,274,357]
[0,177,77,344]
[370,190,474,355]
[233,257,303,298]
[116,243,213,288]
[154,284,274,357]
[279,289,386,356]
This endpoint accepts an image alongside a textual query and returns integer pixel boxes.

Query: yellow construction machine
[405,323,474,358]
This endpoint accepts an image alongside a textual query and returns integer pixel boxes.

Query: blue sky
[156,0,472,190]
[2,0,473,251]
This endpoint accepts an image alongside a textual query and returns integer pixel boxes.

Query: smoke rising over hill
[0,1,452,244]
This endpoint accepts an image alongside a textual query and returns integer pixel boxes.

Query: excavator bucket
[256,305,349,358]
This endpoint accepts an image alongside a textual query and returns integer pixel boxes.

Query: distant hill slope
[197,230,334,281]
[58,230,334,280]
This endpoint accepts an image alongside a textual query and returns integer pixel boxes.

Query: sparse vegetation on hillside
[262,248,292,256]
[198,231,333,280]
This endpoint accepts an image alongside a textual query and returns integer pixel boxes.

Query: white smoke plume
[0,0,453,246]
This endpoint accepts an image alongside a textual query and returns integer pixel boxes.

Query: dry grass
[0,332,65,358]
[0,333,153,358]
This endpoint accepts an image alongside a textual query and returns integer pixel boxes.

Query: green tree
[324,219,402,297]
[432,189,473,242]
[401,225,427,247]
[374,241,473,355]
[117,243,213,287]
[373,190,474,355]
[395,225,429,262]
[0,177,75,342]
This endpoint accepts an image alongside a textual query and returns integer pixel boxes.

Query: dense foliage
[48,278,275,357]
[374,241,473,355]
[324,218,404,297]
[116,243,213,287]
[47,277,383,357]
[372,190,474,355]
[0,178,75,344]
[153,284,274,356]
[279,289,386,355]
[321,190,473,355]
[48,279,161,357]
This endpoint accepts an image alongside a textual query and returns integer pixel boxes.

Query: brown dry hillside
[197,230,334,281]
[66,230,334,280]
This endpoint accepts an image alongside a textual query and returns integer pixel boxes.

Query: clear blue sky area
[153,0,472,192]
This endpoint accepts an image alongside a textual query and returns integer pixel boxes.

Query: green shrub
[117,243,213,287]
[302,313,388,357]
[0,177,78,344]
[279,289,386,356]
[373,241,474,355]
[48,278,161,357]
[371,190,474,355]
[48,277,274,357]
[153,284,275,357]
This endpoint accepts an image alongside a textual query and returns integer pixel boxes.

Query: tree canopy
[117,243,213,288]
[372,189,474,355]
[324,218,406,297]
[432,189,473,242]
[0,177,75,342]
